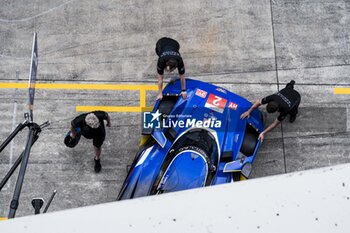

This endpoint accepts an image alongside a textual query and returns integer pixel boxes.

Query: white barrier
[1,163,349,233]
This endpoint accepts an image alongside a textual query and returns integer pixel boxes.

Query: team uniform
[261,82,301,121]
[71,111,109,148]
[155,37,185,75]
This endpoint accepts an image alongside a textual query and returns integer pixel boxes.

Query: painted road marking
[0,82,157,112]
[0,82,158,91]
[334,88,350,95]
[76,106,153,112]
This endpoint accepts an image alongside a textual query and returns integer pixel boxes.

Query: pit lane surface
[1,0,349,217]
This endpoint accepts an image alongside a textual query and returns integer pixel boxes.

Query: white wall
[1,164,350,233]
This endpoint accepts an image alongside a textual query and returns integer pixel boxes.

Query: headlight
[241,163,252,178]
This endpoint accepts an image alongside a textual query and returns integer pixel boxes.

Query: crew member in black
[70,111,111,172]
[240,80,301,142]
[155,37,187,100]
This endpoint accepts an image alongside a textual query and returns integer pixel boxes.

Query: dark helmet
[64,131,81,148]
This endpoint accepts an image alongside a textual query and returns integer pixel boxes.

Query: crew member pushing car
[240,80,301,142]
[65,111,111,173]
[155,37,187,100]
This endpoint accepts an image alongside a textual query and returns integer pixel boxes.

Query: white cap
[85,113,100,128]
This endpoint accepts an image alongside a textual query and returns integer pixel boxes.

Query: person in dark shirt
[240,80,301,142]
[69,111,111,172]
[155,37,187,100]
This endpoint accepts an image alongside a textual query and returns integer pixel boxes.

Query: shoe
[94,158,101,173]
[289,115,297,123]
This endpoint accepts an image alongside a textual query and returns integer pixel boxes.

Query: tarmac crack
[0,0,76,23]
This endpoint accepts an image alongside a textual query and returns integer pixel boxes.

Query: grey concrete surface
[1,0,349,217]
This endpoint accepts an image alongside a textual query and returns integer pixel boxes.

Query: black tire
[240,132,257,156]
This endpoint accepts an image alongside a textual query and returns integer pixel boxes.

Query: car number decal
[195,89,207,98]
[228,101,238,111]
[204,94,227,113]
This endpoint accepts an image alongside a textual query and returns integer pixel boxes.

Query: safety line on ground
[0,82,158,91]
[0,82,157,113]
[76,106,153,112]
[334,88,350,95]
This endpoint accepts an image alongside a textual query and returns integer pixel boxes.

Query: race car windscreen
[159,150,208,193]
[168,129,219,171]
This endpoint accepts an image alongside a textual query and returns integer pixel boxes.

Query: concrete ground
[0,0,349,217]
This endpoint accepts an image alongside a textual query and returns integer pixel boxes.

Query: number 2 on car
[204,94,227,113]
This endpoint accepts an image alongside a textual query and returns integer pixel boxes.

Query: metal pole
[0,134,39,191]
[43,190,57,213]
[0,122,26,154]
[8,124,39,218]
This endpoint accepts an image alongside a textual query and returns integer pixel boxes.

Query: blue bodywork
[117,79,264,200]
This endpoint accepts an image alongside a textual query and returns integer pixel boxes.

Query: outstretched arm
[240,100,262,119]
[157,74,164,100]
[258,119,280,142]
[179,74,187,99]
[70,123,77,138]
[106,114,111,127]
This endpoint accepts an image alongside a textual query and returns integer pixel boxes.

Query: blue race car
[117,79,264,200]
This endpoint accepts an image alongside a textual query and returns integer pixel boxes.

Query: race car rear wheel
[240,132,257,156]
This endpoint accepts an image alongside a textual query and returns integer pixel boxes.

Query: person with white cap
[67,111,111,173]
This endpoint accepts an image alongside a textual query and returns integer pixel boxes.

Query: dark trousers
[285,80,301,117]
[82,126,106,148]
[289,99,300,117]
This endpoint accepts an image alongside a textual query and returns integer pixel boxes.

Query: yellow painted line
[0,82,158,91]
[334,88,350,95]
[76,106,153,112]
[140,89,146,108]
[141,107,154,112]
[0,217,7,221]
[1,82,158,113]
[139,135,151,147]
[0,83,27,88]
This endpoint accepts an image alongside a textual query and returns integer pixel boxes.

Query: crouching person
[240,80,301,142]
[65,111,111,173]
